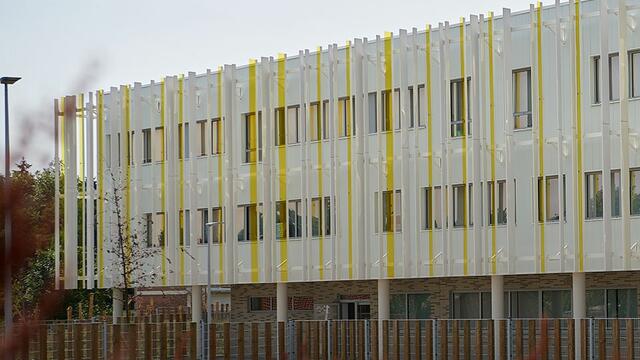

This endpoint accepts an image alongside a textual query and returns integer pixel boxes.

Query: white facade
[55,0,640,290]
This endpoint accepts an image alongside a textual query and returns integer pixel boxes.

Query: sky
[0,0,532,170]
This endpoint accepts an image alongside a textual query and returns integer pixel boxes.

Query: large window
[179,209,190,247]
[593,53,620,103]
[153,212,165,247]
[421,186,443,230]
[587,289,638,318]
[612,170,621,217]
[142,128,152,164]
[510,291,540,319]
[537,175,566,222]
[275,107,286,146]
[243,112,262,163]
[450,78,471,137]
[391,293,431,319]
[211,207,223,244]
[288,199,302,239]
[197,120,207,156]
[211,118,222,155]
[381,89,401,131]
[236,204,263,242]
[375,190,402,233]
[632,51,640,98]
[513,68,532,129]
[153,127,164,162]
[338,97,354,137]
[249,296,314,312]
[586,172,603,219]
[542,290,572,318]
[275,201,287,239]
[368,92,377,134]
[488,180,507,225]
[311,196,331,237]
[196,208,209,244]
[453,184,471,228]
[287,106,299,144]
[451,292,491,319]
[178,124,189,159]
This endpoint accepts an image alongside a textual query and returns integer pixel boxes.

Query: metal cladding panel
[55,0,640,289]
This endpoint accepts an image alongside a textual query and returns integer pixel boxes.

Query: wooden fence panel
[626,319,634,360]
[499,320,507,360]
[278,321,285,360]
[599,319,606,359]
[540,319,548,360]
[613,319,620,360]
[487,320,494,360]
[252,322,259,360]
[265,323,272,360]
[515,319,523,360]
[160,321,168,360]
[392,321,399,360]
[223,322,230,360]
[370,320,378,360]
[340,321,346,360]
[349,321,356,360]
[475,320,482,360]
[190,322,197,360]
[452,320,459,360]
[425,320,432,360]
[144,322,152,360]
[439,319,447,359]
[527,319,536,357]
[553,319,561,360]
[238,323,245,360]
[209,324,217,360]
[382,320,389,360]
[358,321,365,360]
[39,324,47,360]
[463,319,470,360]
[414,321,421,360]
[567,319,575,359]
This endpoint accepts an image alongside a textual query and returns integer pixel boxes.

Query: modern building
[55,0,640,326]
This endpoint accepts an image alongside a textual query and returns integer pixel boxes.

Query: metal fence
[2,318,640,359]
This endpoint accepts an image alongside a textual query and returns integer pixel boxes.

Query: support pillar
[191,285,202,323]
[491,275,504,359]
[377,279,389,360]
[573,272,586,358]
[112,288,123,324]
[276,282,288,322]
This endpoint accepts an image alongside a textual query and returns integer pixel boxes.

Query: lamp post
[204,219,222,327]
[2,76,20,338]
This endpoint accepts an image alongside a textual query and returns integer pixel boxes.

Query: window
[612,170,621,217]
[422,186,443,230]
[127,131,134,165]
[288,199,302,238]
[391,293,431,319]
[196,208,209,244]
[450,78,472,137]
[287,106,299,144]
[211,118,222,155]
[237,204,264,242]
[408,87,415,128]
[310,102,322,141]
[211,207,223,244]
[537,175,566,222]
[417,85,426,127]
[593,54,620,103]
[324,196,332,236]
[153,212,165,247]
[488,180,507,225]
[632,51,640,98]
[368,92,377,134]
[145,213,153,247]
[243,112,262,163]
[142,129,152,163]
[311,196,331,237]
[510,291,539,318]
[381,89,401,131]
[338,97,350,137]
[542,290,572,318]
[249,296,315,312]
[322,101,329,140]
[586,172,603,219]
[513,68,532,129]
[631,169,640,215]
[197,120,207,156]
[179,210,190,246]
[275,201,287,239]
[178,123,189,159]
[375,190,402,233]
[153,127,164,162]
[451,292,491,319]
[587,289,638,318]
[117,133,121,167]
[250,297,273,311]
[453,184,469,227]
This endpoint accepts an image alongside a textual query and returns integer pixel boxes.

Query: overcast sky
[0,0,532,169]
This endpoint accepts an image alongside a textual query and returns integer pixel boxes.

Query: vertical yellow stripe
[459,20,469,276]
[537,3,546,273]
[277,54,288,281]
[78,94,85,284]
[346,42,354,279]
[97,91,105,287]
[249,60,259,283]
[317,49,325,280]
[384,32,395,278]
[488,14,497,274]
[426,26,435,276]
[574,0,584,271]
[160,80,167,285]
[178,76,185,284]
[217,68,224,284]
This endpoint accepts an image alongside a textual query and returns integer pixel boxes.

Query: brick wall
[229,271,640,322]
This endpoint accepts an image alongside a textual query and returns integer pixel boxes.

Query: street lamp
[204,219,223,327]
[2,76,20,338]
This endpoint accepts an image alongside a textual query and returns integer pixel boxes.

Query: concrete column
[276,282,288,322]
[491,275,504,359]
[191,285,202,323]
[112,288,123,324]
[377,279,390,320]
[573,272,586,358]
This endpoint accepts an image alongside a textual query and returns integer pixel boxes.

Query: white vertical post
[618,0,630,269]
[300,50,309,281]
[354,39,366,279]
[54,99,60,290]
[502,8,515,273]
[329,44,338,280]
[223,65,237,284]
[261,57,274,283]
[377,278,389,360]
[600,0,612,271]
[439,22,450,276]
[87,92,95,289]
[276,282,288,322]
[470,14,482,276]
[112,288,123,323]
[398,29,409,278]
[187,72,198,284]
[573,272,586,358]
[64,95,78,289]
[191,285,202,323]
[491,274,504,359]
[530,4,541,273]
[555,0,566,272]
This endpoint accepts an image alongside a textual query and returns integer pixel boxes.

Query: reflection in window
[391,293,431,319]
[488,180,507,225]
[510,291,539,318]
[586,172,603,219]
[513,68,532,129]
[422,186,443,229]
[542,290,572,318]
[537,175,566,222]
[375,190,402,233]
[368,93,377,134]
[236,204,263,242]
[631,169,640,215]
[450,78,472,137]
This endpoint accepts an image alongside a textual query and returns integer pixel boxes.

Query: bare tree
[106,170,163,321]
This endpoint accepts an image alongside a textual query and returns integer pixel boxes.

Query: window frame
[512,68,532,130]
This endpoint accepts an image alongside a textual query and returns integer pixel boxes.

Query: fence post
[209,323,217,360]
[251,322,259,360]
[382,320,389,360]
[514,319,522,360]
[370,320,378,360]
[527,319,536,357]
[475,320,482,360]
[299,321,305,360]
[463,319,470,360]
[553,319,561,360]
[237,322,245,360]
[540,319,548,360]
[278,321,285,360]
[424,320,432,360]
[332,321,339,359]
[613,319,620,360]
[73,323,81,359]
[589,318,594,360]
[414,321,421,360]
[265,323,272,360]
[626,319,634,360]
[452,320,459,360]
[598,319,605,359]
[223,322,230,360]
[487,320,494,360]
[160,321,168,360]
[358,321,366,360]
[439,319,447,360]
[567,319,575,359]
[190,322,197,360]
[315,321,321,360]
[506,319,512,360]
[341,321,348,360]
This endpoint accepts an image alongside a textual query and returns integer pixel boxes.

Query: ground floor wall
[229,271,640,322]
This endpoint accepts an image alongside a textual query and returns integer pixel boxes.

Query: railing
[2,318,639,359]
